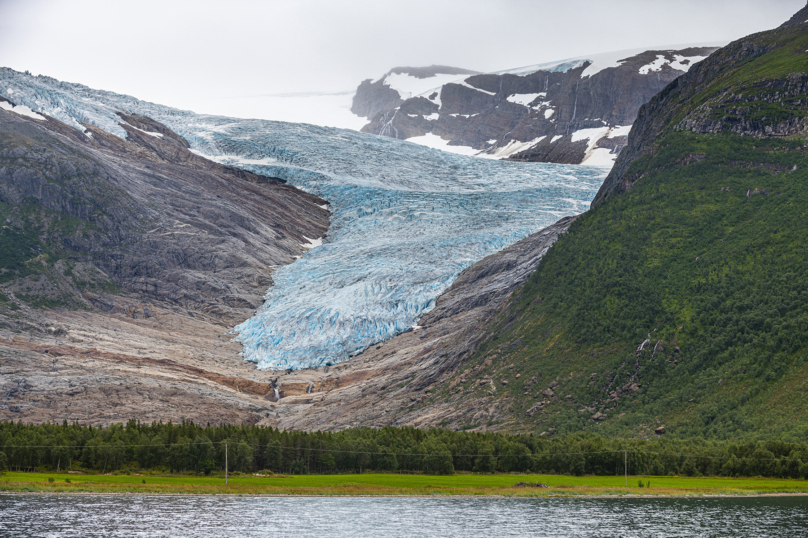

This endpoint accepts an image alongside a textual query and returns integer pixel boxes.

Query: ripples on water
[2,495,807,537]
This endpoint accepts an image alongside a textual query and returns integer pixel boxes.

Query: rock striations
[0,100,329,424]
[355,48,719,165]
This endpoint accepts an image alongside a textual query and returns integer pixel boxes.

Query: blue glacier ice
[0,68,608,370]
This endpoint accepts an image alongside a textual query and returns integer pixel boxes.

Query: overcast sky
[0,0,803,122]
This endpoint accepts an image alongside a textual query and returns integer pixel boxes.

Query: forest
[2,420,807,478]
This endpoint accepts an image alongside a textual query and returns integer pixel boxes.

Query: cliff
[355,47,719,165]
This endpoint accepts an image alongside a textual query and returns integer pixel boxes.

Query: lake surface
[2,495,807,537]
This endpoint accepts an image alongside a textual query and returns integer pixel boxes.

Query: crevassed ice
[0,68,607,370]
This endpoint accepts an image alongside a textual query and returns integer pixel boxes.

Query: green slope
[454,10,808,440]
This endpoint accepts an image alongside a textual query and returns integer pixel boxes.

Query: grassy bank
[1,472,806,497]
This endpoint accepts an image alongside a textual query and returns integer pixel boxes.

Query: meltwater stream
[0,69,606,369]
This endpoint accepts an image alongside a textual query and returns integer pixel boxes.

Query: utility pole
[624,450,627,487]
[225,442,228,485]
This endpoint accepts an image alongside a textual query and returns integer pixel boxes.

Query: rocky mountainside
[356,47,719,165]
[351,65,480,122]
[0,69,599,428]
[0,98,329,424]
[400,5,808,439]
[4,7,805,436]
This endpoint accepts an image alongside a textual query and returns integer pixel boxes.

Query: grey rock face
[0,107,329,325]
[0,103,331,426]
[358,48,719,164]
[351,65,481,120]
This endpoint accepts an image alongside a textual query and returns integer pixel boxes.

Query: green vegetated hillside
[454,11,808,439]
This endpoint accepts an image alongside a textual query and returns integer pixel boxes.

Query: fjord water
[2,495,807,537]
[0,69,604,369]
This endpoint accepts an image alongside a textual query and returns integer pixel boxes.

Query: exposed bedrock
[357,48,719,164]
[252,216,577,431]
[0,107,329,326]
[0,104,330,425]
[351,65,481,120]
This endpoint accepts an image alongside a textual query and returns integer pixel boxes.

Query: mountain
[355,47,720,165]
[351,65,481,122]
[0,94,329,424]
[3,5,806,436]
[0,68,602,425]
[381,4,808,439]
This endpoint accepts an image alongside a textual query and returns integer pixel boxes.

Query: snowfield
[380,72,467,100]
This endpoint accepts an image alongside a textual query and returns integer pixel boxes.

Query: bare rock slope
[356,48,719,164]
[0,103,329,424]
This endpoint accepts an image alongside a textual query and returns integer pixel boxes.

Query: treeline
[1,420,807,478]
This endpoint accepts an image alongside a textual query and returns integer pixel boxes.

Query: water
[0,69,605,370]
[1,495,806,537]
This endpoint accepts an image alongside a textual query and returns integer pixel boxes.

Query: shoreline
[4,472,806,498]
[3,490,808,498]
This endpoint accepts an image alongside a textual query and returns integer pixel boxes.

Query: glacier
[0,68,607,370]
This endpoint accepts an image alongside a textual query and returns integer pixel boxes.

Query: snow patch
[669,54,708,72]
[0,101,45,120]
[406,133,479,156]
[544,109,555,119]
[579,49,635,77]
[382,72,467,100]
[580,148,616,167]
[638,55,668,74]
[301,236,323,249]
[408,112,439,121]
[506,93,544,107]
[123,122,164,138]
[608,125,632,138]
[639,54,707,74]
[551,135,563,143]
[571,126,610,143]
[481,136,546,159]
[454,80,496,96]
[572,126,631,168]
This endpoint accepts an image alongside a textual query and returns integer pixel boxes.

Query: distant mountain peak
[778,1,808,28]
[353,45,719,167]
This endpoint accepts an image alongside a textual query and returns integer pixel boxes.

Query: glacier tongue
[0,68,607,370]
